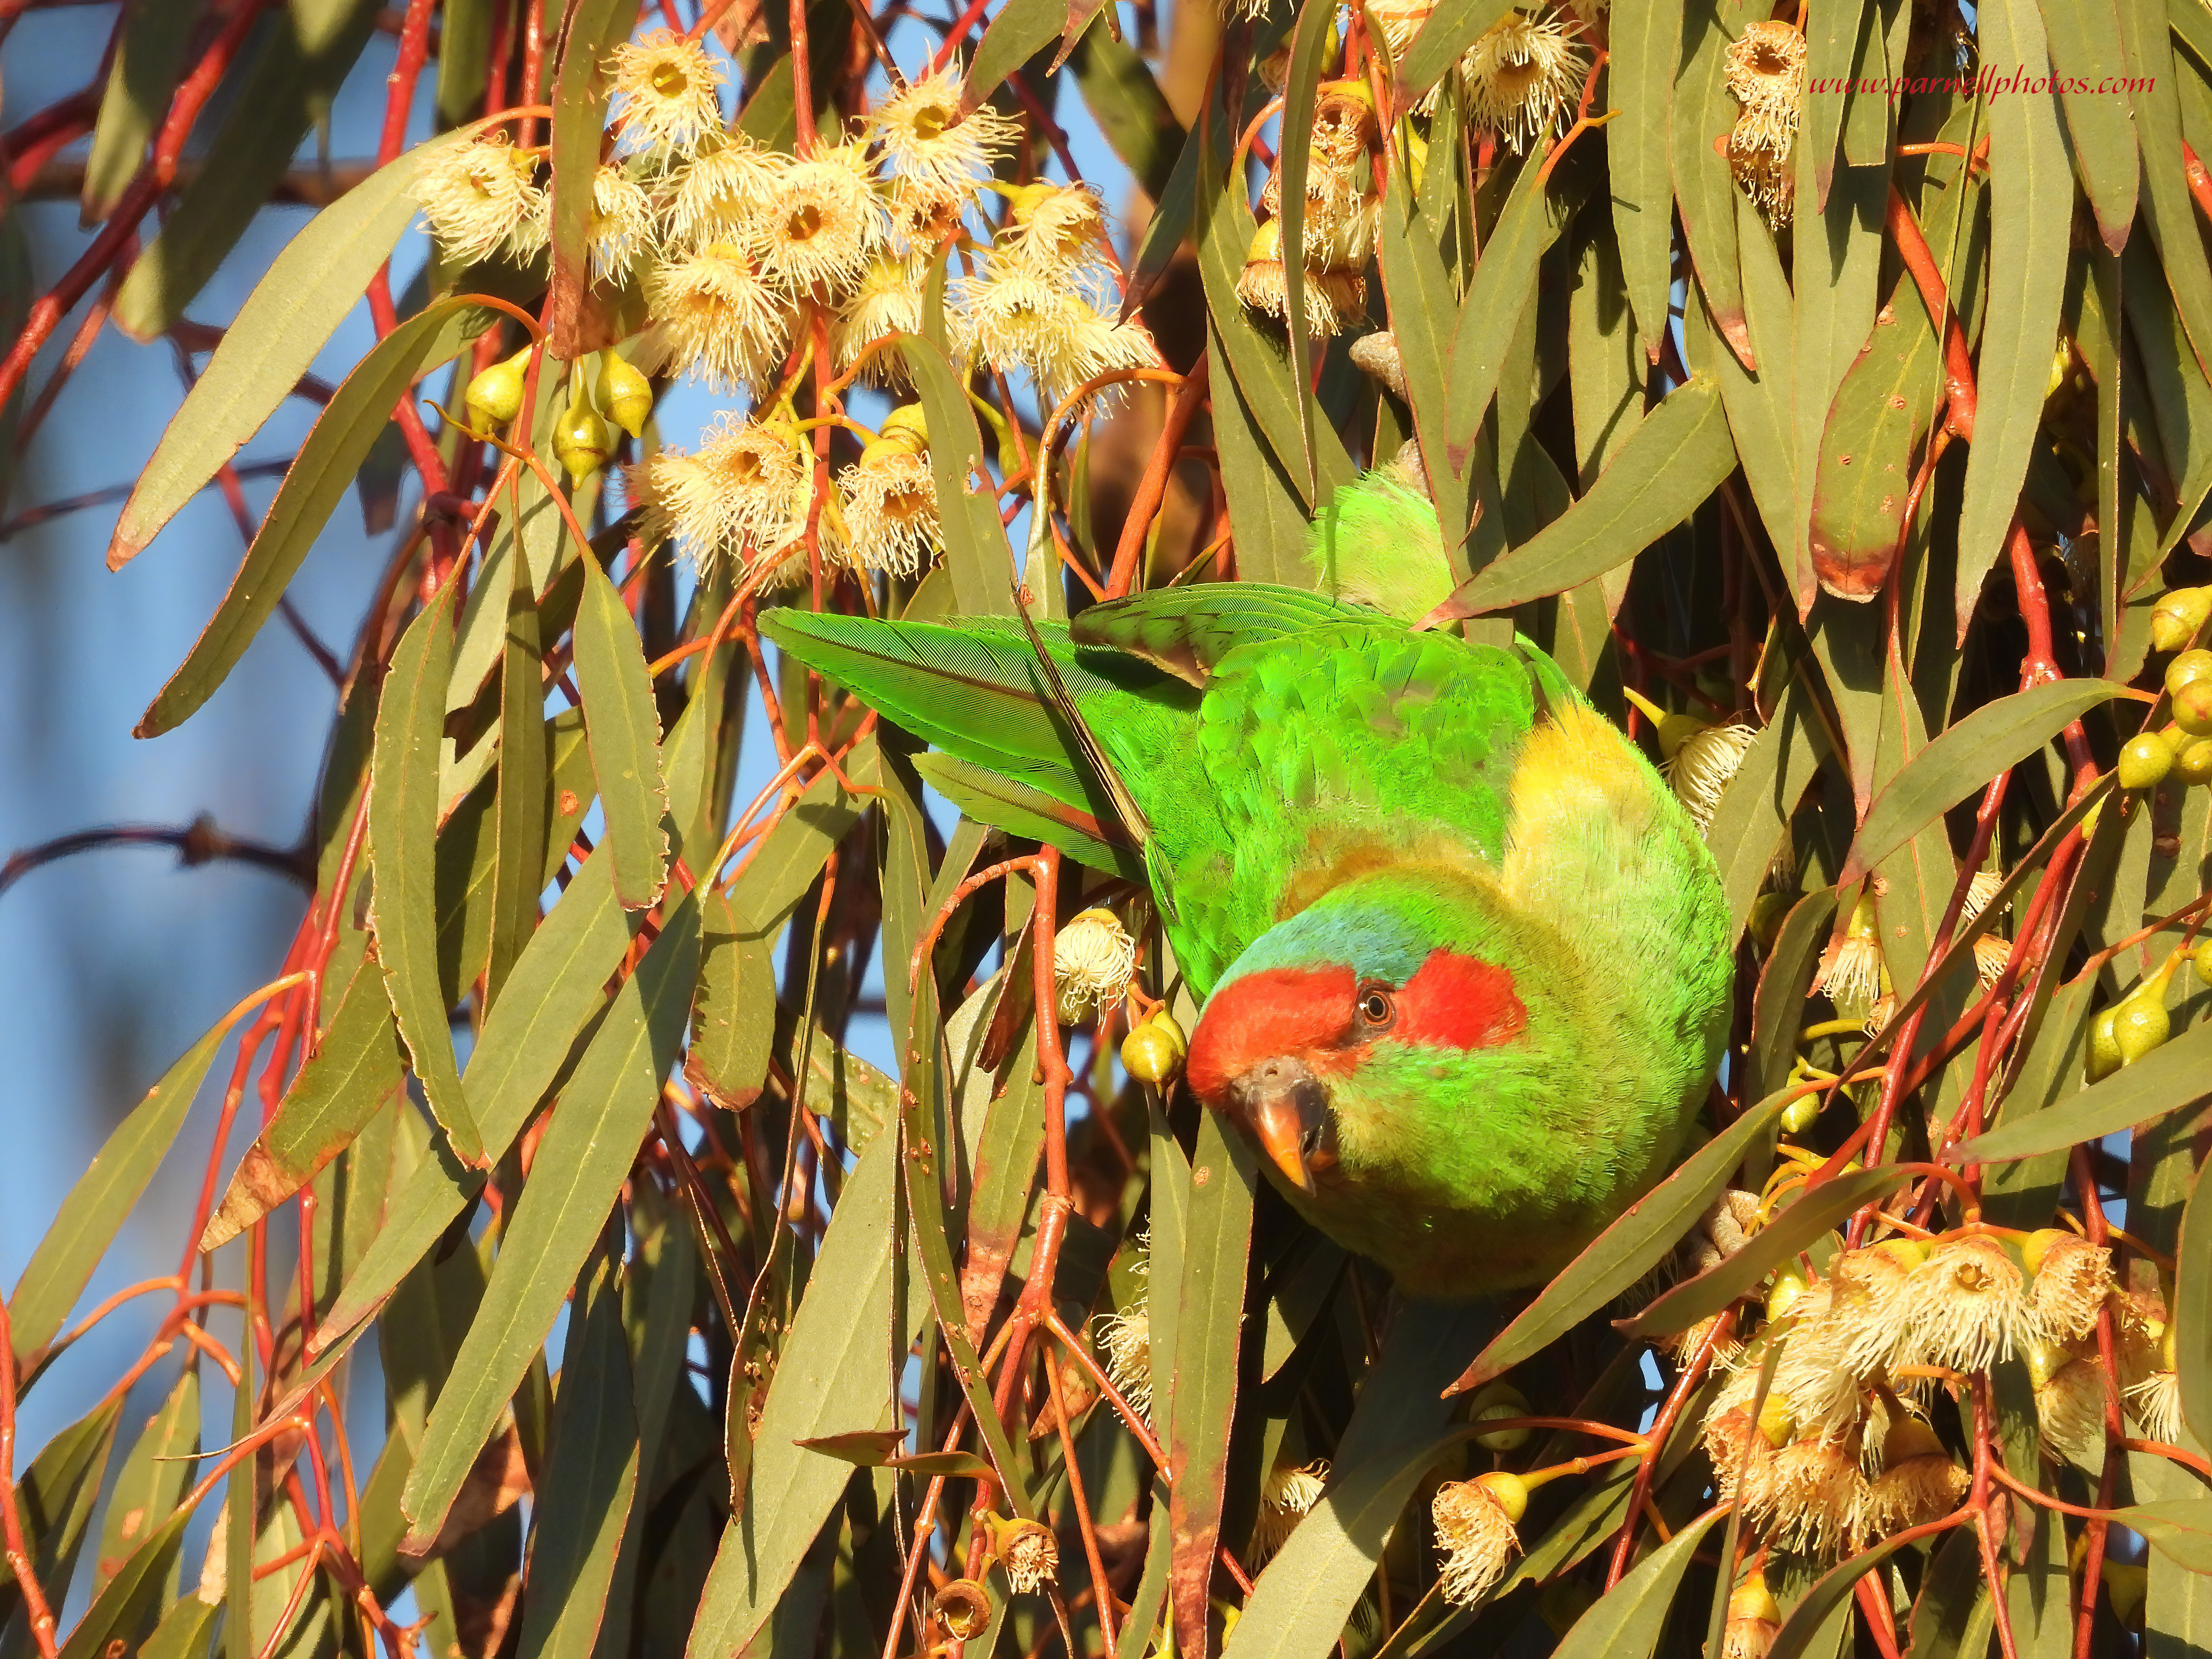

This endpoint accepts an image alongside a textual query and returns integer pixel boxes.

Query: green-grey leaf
[548,0,635,353]
[1434,378,1737,615]
[93,1368,196,1597]
[1954,0,2073,637]
[685,1121,927,1659]
[1221,1303,1491,1659]
[315,847,634,1345]
[1952,1020,2212,1164]
[1166,1111,1256,1656]
[370,578,483,1166]
[1767,1531,1923,1659]
[133,296,495,736]
[486,543,547,1004]
[1673,0,1753,363]
[1841,681,2122,881]
[516,1260,639,1659]
[2037,0,2139,247]
[902,334,1017,617]
[573,552,670,910]
[199,953,402,1250]
[1393,0,1515,109]
[1441,160,1560,532]
[2118,1500,2212,1574]
[1448,1092,1790,1394]
[111,0,381,341]
[8,1002,244,1366]
[2179,1150,2211,1448]
[399,892,698,1544]
[1548,1506,1725,1659]
[1608,0,1683,355]
[80,0,199,224]
[1623,1166,1912,1337]
[108,124,492,568]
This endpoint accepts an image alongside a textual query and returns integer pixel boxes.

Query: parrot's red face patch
[1185,951,1527,1105]
[1185,966,1356,1104]
[1394,950,1528,1052]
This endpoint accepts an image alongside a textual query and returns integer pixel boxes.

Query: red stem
[0,0,270,413]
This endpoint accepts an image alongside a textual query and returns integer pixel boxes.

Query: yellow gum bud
[464,344,533,428]
[597,351,653,440]
[553,393,613,487]
[1471,1470,1527,1523]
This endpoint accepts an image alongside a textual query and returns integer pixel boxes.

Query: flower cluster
[1695,1227,2169,1559]
[1725,20,1805,228]
[1093,1229,1154,1422]
[952,180,1158,412]
[414,36,1158,588]
[1237,80,1382,341]
[1368,1,1590,146]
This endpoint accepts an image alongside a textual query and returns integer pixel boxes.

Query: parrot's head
[1182,867,1539,1199]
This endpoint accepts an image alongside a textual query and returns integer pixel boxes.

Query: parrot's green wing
[1067,585,1367,685]
[765,588,1560,996]
[758,607,1215,881]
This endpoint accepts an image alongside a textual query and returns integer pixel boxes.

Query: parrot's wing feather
[763,608,1079,771]
[1007,585,1154,849]
[1510,634,1585,721]
[762,606,1206,873]
[1069,584,1367,685]
[915,756,1146,881]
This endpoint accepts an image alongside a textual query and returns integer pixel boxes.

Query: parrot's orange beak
[1233,1057,1332,1196]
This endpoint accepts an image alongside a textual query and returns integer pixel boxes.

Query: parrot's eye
[1356,986,1395,1030]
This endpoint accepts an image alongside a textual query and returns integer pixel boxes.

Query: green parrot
[762,475,1731,1300]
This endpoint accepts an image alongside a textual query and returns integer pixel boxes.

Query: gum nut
[1120,1022,1181,1084]
[1781,1094,1820,1134]
[2087,1007,2121,1081]
[1765,1265,1808,1323]
[1147,1008,1189,1060]
[2164,648,2212,697]
[1755,1392,1795,1448]
[1472,1470,1528,1523]
[1538,1580,1598,1635]
[2194,937,2212,981]
[2118,733,2174,791]
[1468,1383,1530,1450]
[933,1580,992,1641]
[2149,586,2211,652]
[2113,998,2170,1065]
[2173,680,2212,738]
[2025,1336,2069,1390]
[2173,737,2212,786]
[879,402,929,448]
[2104,1563,2147,1624]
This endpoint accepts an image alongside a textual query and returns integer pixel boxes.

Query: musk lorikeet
[761,476,1731,1300]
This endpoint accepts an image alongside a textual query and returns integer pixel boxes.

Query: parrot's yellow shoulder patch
[1501,704,1669,894]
